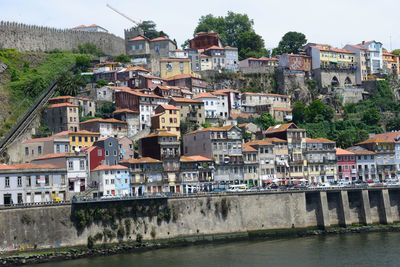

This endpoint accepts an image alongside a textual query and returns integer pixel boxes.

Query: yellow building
[151,104,181,138]
[200,54,212,70]
[160,58,192,79]
[313,46,357,69]
[383,52,399,74]
[54,130,100,151]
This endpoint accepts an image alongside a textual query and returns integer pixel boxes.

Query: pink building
[336,148,357,181]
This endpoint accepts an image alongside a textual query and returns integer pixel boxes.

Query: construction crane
[106,4,141,26]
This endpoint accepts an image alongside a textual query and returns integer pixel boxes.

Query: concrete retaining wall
[0,188,399,252]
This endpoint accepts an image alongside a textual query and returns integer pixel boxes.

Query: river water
[30,232,400,267]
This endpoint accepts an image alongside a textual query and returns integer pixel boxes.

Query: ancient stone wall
[0,21,125,56]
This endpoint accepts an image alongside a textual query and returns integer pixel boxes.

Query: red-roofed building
[241,92,291,121]
[180,155,214,193]
[0,162,68,204]
[347,146,377,181]
[169,97,205,126]
[72,24,108,33]
[165,74,207,95]
[336,148,356,181]
[90,164,130,197]
[113,109,140,137]
[82,146,105,171]
[151,104,181,138]
[305,138,337,183]
[80,118,128,139]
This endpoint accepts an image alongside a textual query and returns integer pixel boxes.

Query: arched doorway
[331,76,339,86]
[344,77,352,86]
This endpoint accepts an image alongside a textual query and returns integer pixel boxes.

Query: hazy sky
[1,0,400,51]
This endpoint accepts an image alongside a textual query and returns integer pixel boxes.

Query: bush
[117,226,125,239]
[150,227,156,239]
[87,236,94,249]
[94,232,103,242]
[136,233,143,243]
[124,218,132,235]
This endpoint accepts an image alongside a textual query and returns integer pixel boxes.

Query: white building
[358,40,383,75]
[193,92,219,120]
[0,163,67,205]
[90,165,130,197]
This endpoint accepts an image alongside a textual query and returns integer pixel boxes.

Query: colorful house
[336,148,356,181]
[151,104,181,138]
[160,58,192,79]
[90,165,130,197]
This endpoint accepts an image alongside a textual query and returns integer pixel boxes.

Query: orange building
[382,52,399,74]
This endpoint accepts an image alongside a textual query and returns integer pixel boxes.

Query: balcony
[162,153,180,158]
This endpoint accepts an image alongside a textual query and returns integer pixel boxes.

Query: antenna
[106,4,141,26]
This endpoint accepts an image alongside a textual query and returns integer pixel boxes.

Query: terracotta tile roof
[346,44,368,50]
[143,132,178,138]
[80,118,127,124]
[242,145,257,152]
[113,109,139,114]
[205,45,224,50]
[357,137,394,145]
[107,86,132,91]
[82,146,100,153]
[160,58,190,62]
[313,46,355,54]
[193,92,218,99]
[48,103,78,108]
[140,74,164,80]
[336,148,354,155]
[92,164,128,171]
[306,137,335,144]
[200,54,211,58]
[373,132,400,143]
[122,66,150,73]
[120,157,161,164]
[171,97,202,103]
[151,112,164,118]
[238,123,249,127]
[72,130,100,135]
[244,140,273,146]
[151,36,170,42]
[263,137,287,143]
[128,35,150,42]
[181,90,193,95]
[274,108,292,112]
[230,114,260,119]
[23,136,54,144]
[214,89,240,94]
[212,91,227,96]
[76,97,92,101]
[73,25,86,29]
[346,146,375,155]
[160,104,179,110]
[185,125,236,136]
[265,123,298,134]
[34,152,69,160]
[180,155,213,162]
[0,163,60,170]
[165,74,204,81]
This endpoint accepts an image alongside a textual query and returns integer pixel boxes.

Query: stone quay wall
[0,187,399,252]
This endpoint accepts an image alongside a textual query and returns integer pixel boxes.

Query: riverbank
[2,223,400,266]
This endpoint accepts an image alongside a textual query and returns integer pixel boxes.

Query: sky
[1,0,400,51]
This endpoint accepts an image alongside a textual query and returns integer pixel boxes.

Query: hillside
[0,49,76,137]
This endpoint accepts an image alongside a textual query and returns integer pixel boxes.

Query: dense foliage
[138,21,169,39]
[194,12,269,60]
[75,43,103,57]
[291,77,400,148]
[0,49,76,136]
[273,31,307,55]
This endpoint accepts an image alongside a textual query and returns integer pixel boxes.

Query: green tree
[181,39,190,49]
[57,71,86,96]
[194,12,267,60]
[75,54,91,72]
[138,21,169,39]
[255,113,276,129]
[96,79,109,88]
[96,102,116,118]
[76,43,103,57]
[115,54,131,63]
[304,100,334,123]
[391,49,400,56]
[274,31,307,55]
[201,122,212,128]
[361,107,381,126]
[292,102,305,124]
[237,31,269,59]
[386,117,400,131]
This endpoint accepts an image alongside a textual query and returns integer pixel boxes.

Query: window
[78,137,82,142]
[80,160,85,170]
[56,144,60,153]
[113,150,117,156]
[98,149,102,156]
[72,136,76,142]
[106,151,109,156]
[38,146,42,155]
[68,161,73,170]
[111,179,115,184]
[84,137,88,142]
[26,176,31,187]
[45,175,49,186]
[65,145,68,151]
[25,147,29,156]
[5,177,9,188]
[17,176,22,187]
